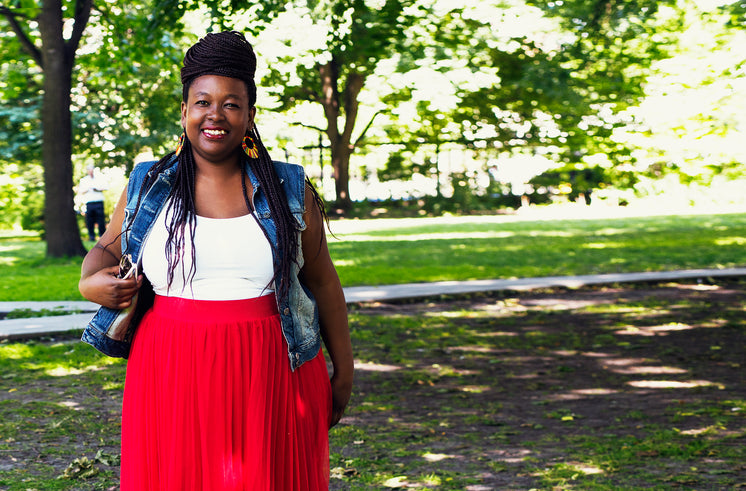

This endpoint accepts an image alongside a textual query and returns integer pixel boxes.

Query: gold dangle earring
[242,133,259,160]
[175,132,185,157]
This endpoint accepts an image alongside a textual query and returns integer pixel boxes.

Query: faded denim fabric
[81,156,321,371]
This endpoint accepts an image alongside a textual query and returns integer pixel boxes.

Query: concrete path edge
[1,268,744,341]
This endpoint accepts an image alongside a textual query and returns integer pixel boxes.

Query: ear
[248,106,257,129]
[181,101,187,128]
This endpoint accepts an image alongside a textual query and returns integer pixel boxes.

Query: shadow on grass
[339,279,746,489]
[0,279,744,490]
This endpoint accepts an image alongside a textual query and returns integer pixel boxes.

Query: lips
[202,128,228,139]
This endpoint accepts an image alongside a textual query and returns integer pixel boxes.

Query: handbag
[104,255,155,344]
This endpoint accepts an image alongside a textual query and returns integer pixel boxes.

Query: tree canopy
[1,0,744,245]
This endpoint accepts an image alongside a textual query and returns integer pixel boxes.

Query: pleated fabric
[121,294,331,490]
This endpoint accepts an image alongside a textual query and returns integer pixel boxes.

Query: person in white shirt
[77,165,107,241]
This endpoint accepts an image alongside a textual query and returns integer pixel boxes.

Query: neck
[195,156,242,182]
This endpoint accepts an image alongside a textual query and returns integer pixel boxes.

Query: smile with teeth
[203,129,227,136]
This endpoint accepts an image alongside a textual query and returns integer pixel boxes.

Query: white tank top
[140,203,275,300]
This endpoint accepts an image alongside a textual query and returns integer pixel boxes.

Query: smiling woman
[76,31,353,490]
[181,75,254,173]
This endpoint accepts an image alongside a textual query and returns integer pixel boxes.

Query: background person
[78,31,353,490]
[77,164,107,241]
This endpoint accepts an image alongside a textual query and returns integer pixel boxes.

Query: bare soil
[341,278,746,489]
[2,279,744,489]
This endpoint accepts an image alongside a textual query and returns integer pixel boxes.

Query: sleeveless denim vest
[81,155,321,371]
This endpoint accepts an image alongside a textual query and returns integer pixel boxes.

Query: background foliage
[1,0,744,236]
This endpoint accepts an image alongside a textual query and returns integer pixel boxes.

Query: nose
[207,103,225,122]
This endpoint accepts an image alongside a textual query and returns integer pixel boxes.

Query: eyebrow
[193,91,244,99]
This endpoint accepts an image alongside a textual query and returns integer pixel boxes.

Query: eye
[196,100,209,106]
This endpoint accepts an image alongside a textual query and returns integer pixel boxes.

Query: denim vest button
[283,307,290,315]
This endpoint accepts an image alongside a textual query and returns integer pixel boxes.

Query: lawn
[1,278,744,489]
[1,211,745,488]
[1,211,745,301]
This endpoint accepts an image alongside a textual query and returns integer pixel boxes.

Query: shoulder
[272,161,306,201]
[127,155,179,197]
[129,160,159,184]
[271,161,305,182]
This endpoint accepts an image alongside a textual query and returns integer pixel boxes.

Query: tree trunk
[330,141,352,210]
[318,59,364,212]
[38,0,87,257]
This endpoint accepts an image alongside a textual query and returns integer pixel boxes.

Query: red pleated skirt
[121,294,331,490]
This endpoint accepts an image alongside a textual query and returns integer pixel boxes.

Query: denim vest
[81,155,321,371]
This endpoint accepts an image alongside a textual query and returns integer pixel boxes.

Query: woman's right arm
[79,185,142,309]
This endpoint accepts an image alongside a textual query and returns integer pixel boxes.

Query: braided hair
[127,31,314,300]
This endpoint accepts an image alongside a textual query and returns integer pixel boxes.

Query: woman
[79,31,353,490]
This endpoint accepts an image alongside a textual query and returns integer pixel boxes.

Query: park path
[1,268,744,340]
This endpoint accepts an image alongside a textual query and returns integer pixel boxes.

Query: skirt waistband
[151,294,279,323]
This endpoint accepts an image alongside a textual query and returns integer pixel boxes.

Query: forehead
[187,74,249,100]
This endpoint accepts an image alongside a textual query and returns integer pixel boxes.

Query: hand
[329,371,353,428]
[79,265,143,310]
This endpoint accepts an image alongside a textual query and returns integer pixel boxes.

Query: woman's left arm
[300,184,354,428]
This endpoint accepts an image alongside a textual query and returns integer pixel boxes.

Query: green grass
[0,337,125,489]
[1,212,745,301]
[329,212,746,285]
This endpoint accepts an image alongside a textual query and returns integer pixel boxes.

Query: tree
[2,0,92,256]
[416,0,686,203]
[1,1,191,253]
[609,1,746,203]
[256,0,424,211]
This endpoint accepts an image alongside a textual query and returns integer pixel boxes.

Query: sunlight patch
[339,231,515,242]
[446,345,502,354]
[382,476,409,488]
[715,236,746,246]
[0,257,18,266]
[650,322,693,332]
[581,351,614,358]
[677,283,721,291]
[680,426,714,436]
[609,365,687,375]
[552,350,578,356]
[46,366,87,377]
[571,388,619,396]
[354,361,401,372]
[615,322,694,336]
[601,357,652,367]
[473,331,518,337]
[422,452,455,462]
[582,242,618,249]
[41,364,110,377]
[57,400,81,410]
[573,462,605,475]
[460,385,490,394]
[627,380,725,389]
[0,344,34,360]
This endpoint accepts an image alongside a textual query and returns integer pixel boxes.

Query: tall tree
[2,1,191,253]
[258,0,422,211]
[3,0,91,256]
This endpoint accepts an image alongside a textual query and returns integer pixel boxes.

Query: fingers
[111,275,141,309]
[329,376,352,428]
[83,266,142,309]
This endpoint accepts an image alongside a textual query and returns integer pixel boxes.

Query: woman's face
[181,74,255,167]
